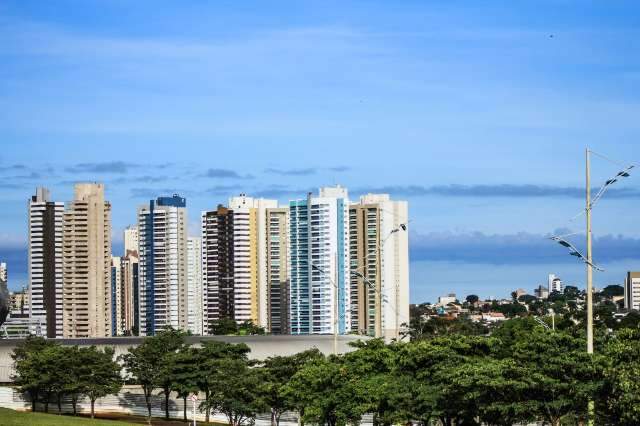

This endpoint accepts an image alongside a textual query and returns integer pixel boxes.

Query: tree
[209,318,239,335]
[169,346,200,421]
[564,285,581,299]
[600,284,624,299]
[195,341,252,423]
[120,328,186,423]
[260,349,323,426]
[601,329,640,424]
[203,357,266,426]
[78,346,122,419]
[285,356,363,426]
[465,294,479,305]
[11,336,56,412]
[509,329,604,426]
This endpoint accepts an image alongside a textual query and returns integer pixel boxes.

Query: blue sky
[1,1,640,302]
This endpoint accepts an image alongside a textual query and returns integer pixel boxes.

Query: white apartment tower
[111,256,123,335]
[350,194,409,339]
[548,274,564,293]
[62,183,112,338]
[124,225,139,254]
[138,195,188,336]
[289,186,351,335]
[187,236,204,335]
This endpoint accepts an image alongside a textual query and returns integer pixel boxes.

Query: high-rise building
[625,271,640,310]
[9,287,29,315]
[187,237,203,335]
[124,225,139,253]
[228,195,277,326]
[27,188,64,338]
[202,206,234,330]
[121,250,139,335]
[62,183,112,338]
[266,208,289,334]
[201,195,277,332]
[111,256,122,336]
[548,274,564,293]
[138,194,188,336]
[349,194,409,338]
[289,186,351,335]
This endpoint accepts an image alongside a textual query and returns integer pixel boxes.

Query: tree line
[11,319,640,425]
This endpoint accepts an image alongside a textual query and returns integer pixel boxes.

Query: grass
[0,407,212,426]
[0,407,138,426]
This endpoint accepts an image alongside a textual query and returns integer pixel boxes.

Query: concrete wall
[0,334,366,383]
[0,385,303,425]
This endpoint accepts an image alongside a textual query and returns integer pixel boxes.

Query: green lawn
[0,408,138,426]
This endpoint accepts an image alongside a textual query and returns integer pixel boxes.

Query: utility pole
[334,252,338,356]
[586,148,594,355]
[585,148,595,426]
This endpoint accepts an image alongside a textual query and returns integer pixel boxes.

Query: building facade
[124,225,139,254]
[201,196,277,332]
[111,256,122,336]
[187,236,203,335]
[350,194,409,339]
[62,183,112,338]
[625,271,640,310]
[137,195,188,336]
[266,208,289,334]
[289,186,351,335]
[27,188,64,338]
[121,250,139,335]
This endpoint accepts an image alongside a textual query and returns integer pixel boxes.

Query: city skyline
[2,1,640,302]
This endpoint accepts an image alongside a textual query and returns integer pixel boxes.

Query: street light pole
[586,148,594,355]
[311,262,338,356]
[585,149,595,426]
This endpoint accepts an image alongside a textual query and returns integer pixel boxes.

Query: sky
[1,1,640,303]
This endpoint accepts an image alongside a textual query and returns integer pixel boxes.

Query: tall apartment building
[62,183,112,338]
[548,274,564,293]
[0,262,6,284]
[266,208,289,334]
[121,250,139,335]
[111,256,122,336]
[202,206,234,330]
[27,188,64,338]
[187,237,203,335]
[349,194,409,339]
[289,186,351,335]
[201,195,277,331]
[124,225,139,253]
[625,271,640,310]
[138,195,188,336]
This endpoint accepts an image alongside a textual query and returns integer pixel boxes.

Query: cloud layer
[410,231,640,265]
[356,184,640,199]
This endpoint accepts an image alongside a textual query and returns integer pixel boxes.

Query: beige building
[349,194,409,339]
[227,195,278,326]
[121,250,139,335]
[62,183,112,338]
[625,271,640,311]
[265,207,289,334]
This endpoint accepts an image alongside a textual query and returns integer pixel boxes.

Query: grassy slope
[0,408,138,426]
